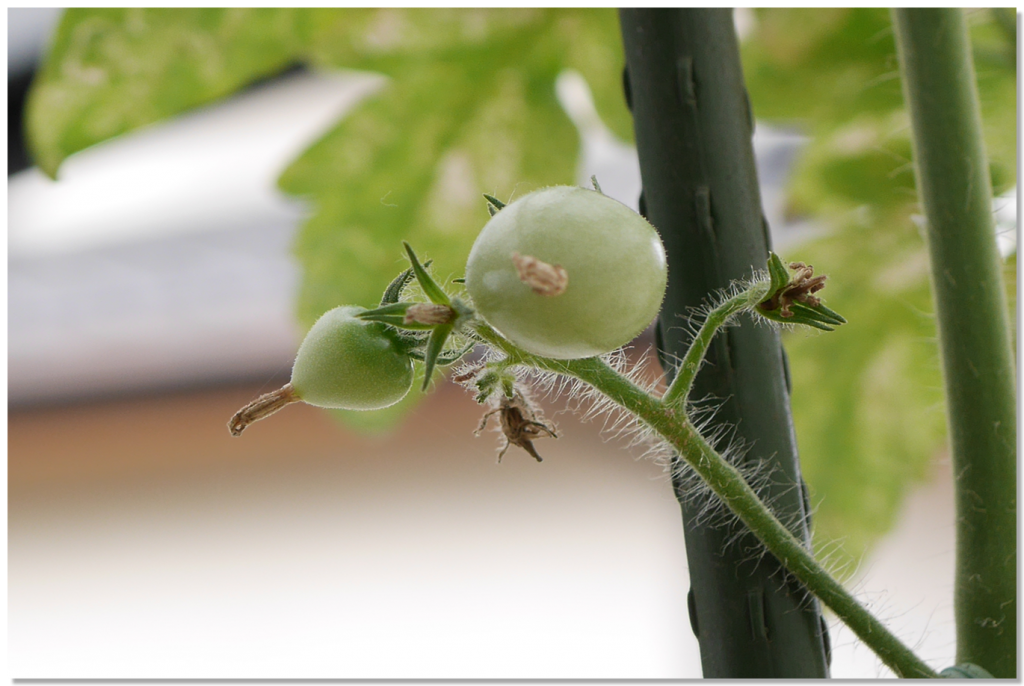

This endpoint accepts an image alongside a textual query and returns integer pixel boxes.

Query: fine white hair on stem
[520,345,676,470]
[458,346,831,586]
[456,268,813,562]
[459,338,802,560]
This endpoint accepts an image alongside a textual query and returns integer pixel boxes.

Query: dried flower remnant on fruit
[475,391,557,462]
[512,252,568,297]
[761,261,828,318]
[229,384,300,436]
[404,303,455,325]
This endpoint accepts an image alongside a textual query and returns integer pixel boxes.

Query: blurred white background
[8,8,994,679]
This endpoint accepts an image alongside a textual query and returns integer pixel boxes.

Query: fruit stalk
[893,9,1017,677]
[471,317,938,678]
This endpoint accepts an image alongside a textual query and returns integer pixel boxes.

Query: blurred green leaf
[741,8,1017,569]
[26,8,305,177]
[28,8,628,433]
[742,7,1016,220]
[279,64,578,322]
[783,215,947,572]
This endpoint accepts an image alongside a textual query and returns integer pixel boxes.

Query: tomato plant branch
[662,289,759,409]
[678,422,939,679]
[663,258,845,411]
[471,319,939,678]
[893,9,1017,677]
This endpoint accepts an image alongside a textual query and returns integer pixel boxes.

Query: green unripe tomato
[465,186,668,359]
[291,306,414,410]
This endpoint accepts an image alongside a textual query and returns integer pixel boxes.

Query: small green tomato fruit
[291,306,414,409]
[465,185,668,359]
[229,306,413,436]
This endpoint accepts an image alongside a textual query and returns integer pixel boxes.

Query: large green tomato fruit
[291,306,414,410]
[465,186,668,359]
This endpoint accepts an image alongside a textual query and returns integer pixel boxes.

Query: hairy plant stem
[470,313,938,678]
[662,289,760,409]
[893,9,1017,677]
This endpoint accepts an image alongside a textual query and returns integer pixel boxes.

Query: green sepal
[473,367,517,404]
[788,301,845,327]
[789,316,835,332]
[403,241,450,305]
[421,321,455,390]
[448,297,475,323]
[356,302,437,331]
[371,315,435,330]
[785,302,841,328]
[380,259,432,306]
[409,341,474,367]
[483,194,506,215]
[442,342,475,366]
[756,303,837,331]
[501,374,516,399]
[755,252,847,332]
[474,370,500,403]
[766,251,791,297]
[393,330,428,353]
[814,302,847,325]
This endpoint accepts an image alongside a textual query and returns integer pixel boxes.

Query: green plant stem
[471,318,938,678]
[662,290,758,409]
[893,9,1017,678]
[989,8,1016,62]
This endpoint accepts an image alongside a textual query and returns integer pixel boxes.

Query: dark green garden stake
[619,9,830,677]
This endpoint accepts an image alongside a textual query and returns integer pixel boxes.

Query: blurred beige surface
[9,374,701,678]
[9,377,961,678]
[9,350,957,679]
